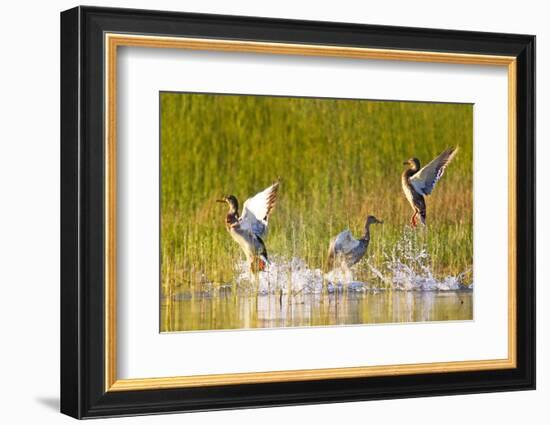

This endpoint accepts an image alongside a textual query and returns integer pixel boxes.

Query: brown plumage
[262,183,279,222]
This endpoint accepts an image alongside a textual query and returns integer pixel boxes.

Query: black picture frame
[61,5,535,419]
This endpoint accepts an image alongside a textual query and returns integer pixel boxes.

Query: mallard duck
[326,215,383,271]
[402,147,458,227]
[217,181,279,273]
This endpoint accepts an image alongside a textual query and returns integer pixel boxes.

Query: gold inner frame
[104,33,517,392]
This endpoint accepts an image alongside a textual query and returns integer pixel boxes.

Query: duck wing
[239,181,280,238]
[410,147,458,195]
[332,230,360,255]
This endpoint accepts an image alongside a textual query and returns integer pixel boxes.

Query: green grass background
[161,92,473,295]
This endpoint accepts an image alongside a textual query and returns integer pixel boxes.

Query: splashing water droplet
[233,227,472,294]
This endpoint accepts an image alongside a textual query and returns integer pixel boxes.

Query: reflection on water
[161,290,472,332]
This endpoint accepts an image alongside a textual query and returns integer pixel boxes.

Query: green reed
[160,93,473,295]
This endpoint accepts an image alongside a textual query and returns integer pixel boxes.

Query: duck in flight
[326,215,383,271]
[401,147,458,227]
[217,181,280,273]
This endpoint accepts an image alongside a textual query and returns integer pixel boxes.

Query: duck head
[403,157,421,172]
[216,195,239,213]
[362,215,382,239]
[366,215,383,226]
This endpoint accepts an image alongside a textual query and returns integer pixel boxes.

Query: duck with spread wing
[217,181,280,273]
[326,215,383,272]
[402,147,458,227]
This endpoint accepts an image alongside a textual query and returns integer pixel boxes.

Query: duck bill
[216,199,226,203]
[402,161,408,165]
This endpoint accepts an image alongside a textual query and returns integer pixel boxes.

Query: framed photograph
[60,6,535,419]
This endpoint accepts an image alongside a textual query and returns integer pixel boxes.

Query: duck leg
[411,211,418,228]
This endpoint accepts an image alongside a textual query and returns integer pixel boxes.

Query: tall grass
[161,93,473,295]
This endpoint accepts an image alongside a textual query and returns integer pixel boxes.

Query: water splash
[368,227,472,291]
[235,256,326,295]
[233,227,472,294]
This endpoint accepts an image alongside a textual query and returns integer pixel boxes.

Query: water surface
[161,290,472,332]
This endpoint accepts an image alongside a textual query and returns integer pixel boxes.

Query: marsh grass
[161,93,473,296]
